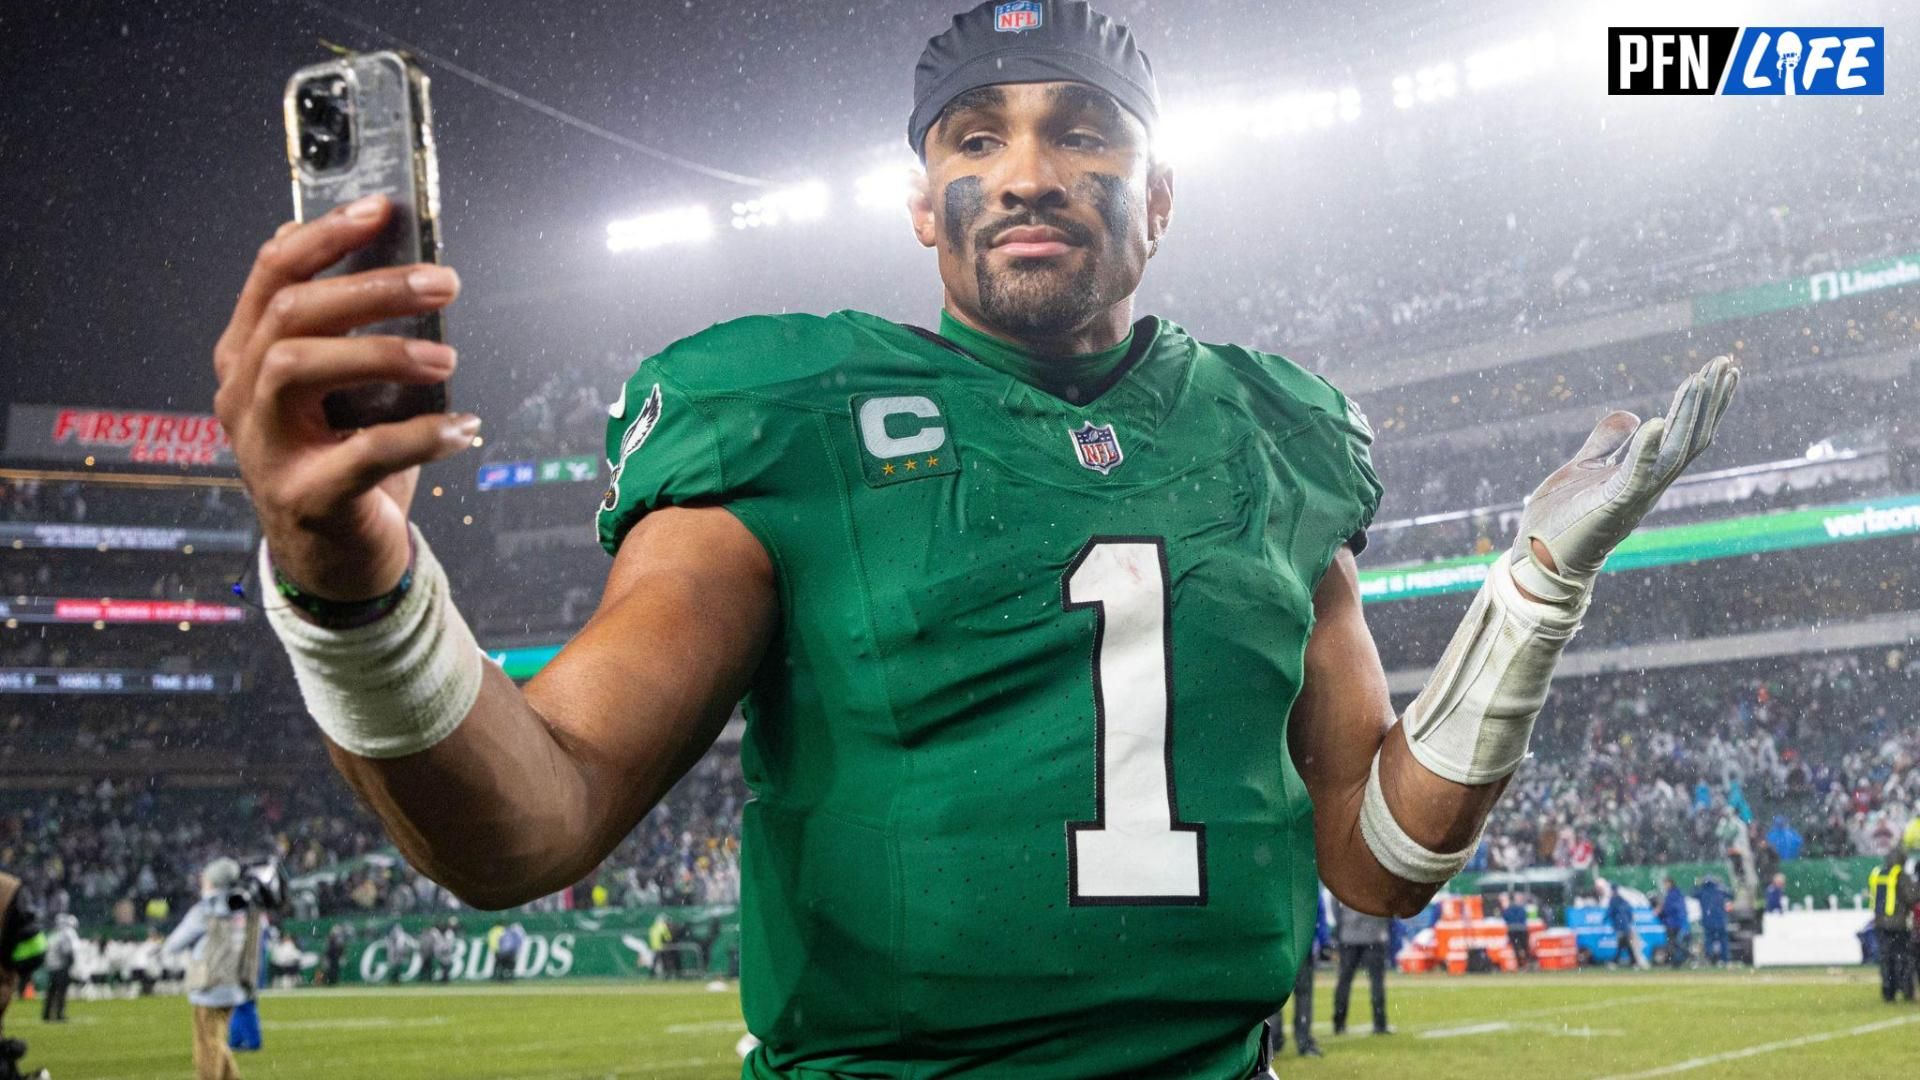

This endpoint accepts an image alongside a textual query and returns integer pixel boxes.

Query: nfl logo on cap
[995,0,1043,33]
[1069,421,1124,475]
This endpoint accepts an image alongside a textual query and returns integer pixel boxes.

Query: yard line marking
[1300,988,1694,1039]
[265,1015,450,1031]
[1360,989,1681,1037]
[664,1019,748,1035]
[1594,1014,1920,1079]
[490,1056,731,1079]
[1423,1021,1624,1040]
[1423,1021,1514,1038]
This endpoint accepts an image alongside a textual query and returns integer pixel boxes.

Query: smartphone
[284,50,447,429]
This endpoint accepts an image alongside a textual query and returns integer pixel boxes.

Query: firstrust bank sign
[4,404,234,467]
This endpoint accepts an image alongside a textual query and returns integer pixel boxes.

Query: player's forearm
[1335,547,1575,904]
[1340,555,1580,912]
[264,531,606,908]
[278,508,774,912]
[323,585,760,908]
[1303,721,1505,917]
[324,663,616,910]
[1379,726,1508,851]
[1325,550,1578,909]
[1293,546,1570,916]
[1313,727,1510,917]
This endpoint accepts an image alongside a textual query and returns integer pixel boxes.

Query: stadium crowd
[1479,648,1920,875]
[461,230,1918,590]
[1365,371,1901,566]
[0,478,251,532]
[468,138,1918,471]
[0,553,247,608]
[1219,132,1920,358]
[0,748,746,926]
[6,642,1914,928]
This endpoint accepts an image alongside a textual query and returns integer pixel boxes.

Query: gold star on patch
[926,456,939,468]
[882,463,895,475]
[903,459,917,471]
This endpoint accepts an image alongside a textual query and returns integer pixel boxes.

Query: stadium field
[16,970,1905,1079]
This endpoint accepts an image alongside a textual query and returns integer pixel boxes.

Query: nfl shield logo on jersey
[1069,421,1124,475]
[994,0,1042,33]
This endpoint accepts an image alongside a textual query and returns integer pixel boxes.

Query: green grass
[12,969,1908,1079]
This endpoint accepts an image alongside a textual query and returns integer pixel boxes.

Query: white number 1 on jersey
[1063,538,1207,906]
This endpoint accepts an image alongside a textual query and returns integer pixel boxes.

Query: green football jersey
[598,309,1381,1080]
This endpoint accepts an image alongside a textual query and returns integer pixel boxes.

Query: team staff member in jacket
[1605,882,1643,968]
[1868,851,1916,1002]
[1658,877,1690,967]
[1330,898,1392,1036]
[0,870,50,1080]
[0,873,42,1033]
[1692,876,1732,966]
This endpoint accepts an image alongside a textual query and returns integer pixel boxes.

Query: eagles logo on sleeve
[601,383,663,513]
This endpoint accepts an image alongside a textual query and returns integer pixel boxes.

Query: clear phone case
[284,50,446,428]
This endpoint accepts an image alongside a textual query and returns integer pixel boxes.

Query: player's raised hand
[1509,355,1740,605]
[212,194,477,602]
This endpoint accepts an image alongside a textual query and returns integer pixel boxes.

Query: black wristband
[270,538,416,630]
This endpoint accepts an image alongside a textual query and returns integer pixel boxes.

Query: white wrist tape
[1359,753,1482,884]
[261,527,485,759]
[1399,552,1588,786]
[1507,541,1594,607]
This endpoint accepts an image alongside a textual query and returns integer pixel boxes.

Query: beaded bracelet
[269,537,417,631]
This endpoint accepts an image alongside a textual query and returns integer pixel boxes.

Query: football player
[213,1,1736,1075]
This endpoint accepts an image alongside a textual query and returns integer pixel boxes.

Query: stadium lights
[1396,32,1559,106]
[1156,86,1361,166]
[1466,33,1559,91]
[1249,91,1334,137]
[1154,106,1242,165]
[855,162,919,212]
[605,204,714,254]
[729,181,831,231]
[603,30,1580,249]
[1392,63,1459,109]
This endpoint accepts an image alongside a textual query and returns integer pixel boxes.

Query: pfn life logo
[1609,27,1883,95]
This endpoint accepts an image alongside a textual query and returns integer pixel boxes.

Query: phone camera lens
[295,75,354,173]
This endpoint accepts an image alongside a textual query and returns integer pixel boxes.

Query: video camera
[221,856,288,914]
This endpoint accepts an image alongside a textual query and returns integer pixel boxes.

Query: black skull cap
[909,0,1160,158]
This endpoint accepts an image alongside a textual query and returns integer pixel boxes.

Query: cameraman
[0,869,51,1080]
[163,859,264,1080]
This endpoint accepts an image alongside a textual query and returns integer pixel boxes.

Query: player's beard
[947,173,1133,342]
[974,248,1102,341]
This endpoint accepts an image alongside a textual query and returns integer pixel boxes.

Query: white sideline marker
[1421,1020,1622,1040]
[1596,1014,1920,1079]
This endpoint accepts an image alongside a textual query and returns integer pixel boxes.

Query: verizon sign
[5,404,233,467]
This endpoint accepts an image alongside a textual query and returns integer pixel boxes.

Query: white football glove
[1509,355,1740,606]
